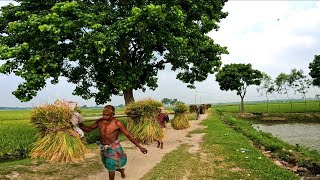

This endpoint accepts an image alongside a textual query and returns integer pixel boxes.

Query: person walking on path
[156,107,169,149]
[79,105,147,180]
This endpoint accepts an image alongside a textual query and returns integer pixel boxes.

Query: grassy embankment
[142,109,301,180]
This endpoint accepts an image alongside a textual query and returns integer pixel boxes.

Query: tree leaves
[0,0,228,104]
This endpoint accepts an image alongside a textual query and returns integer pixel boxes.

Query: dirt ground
[84,114,208,180]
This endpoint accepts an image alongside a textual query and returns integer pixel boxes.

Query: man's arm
[116,120,147,154]
[79,120,99,132]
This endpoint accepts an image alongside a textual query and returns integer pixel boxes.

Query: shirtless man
[79,105,147,180]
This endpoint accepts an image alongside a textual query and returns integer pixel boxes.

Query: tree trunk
[304,94,307,115]
[123,88,135,105]
[266,94,269,114]
[240,96,245,114]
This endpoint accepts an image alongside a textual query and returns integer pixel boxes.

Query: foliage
[173,102,189,113]
[309,54,320,86]
[257,73,275,113]
[288,69,312,98]
[275,73,291,98]
[125,99,162,144]
[215,63,263,113]
[257,73,275,97]
[161,98,179,106]
[216,63,263,96]
[0,0,228,105]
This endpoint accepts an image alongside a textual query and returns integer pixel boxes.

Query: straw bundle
[125,99,162,144]
[189,104,197,113]
[171,102,190,130]
[30,102,87,162]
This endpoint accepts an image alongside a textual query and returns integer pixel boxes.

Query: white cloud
[209,0,320,78]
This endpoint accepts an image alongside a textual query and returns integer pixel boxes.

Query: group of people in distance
[76,105,170,180]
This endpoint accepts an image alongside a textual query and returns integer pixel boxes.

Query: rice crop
[30,103,87,162]
[0,120,37,162]
[171,102,190,130]
[125,99,162,144]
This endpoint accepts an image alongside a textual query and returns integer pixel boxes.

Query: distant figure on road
[195,105,200,120]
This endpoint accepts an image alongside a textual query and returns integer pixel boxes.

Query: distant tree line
[215,55,320,114]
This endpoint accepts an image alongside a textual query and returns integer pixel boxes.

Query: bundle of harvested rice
[189,104,197,113]
[30,101,87,162]
[171,102,190,130]
[125,99,162,144]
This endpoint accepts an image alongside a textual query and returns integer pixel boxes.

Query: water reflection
[252,122,320,151]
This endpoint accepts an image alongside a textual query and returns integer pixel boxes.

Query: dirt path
[86,114,208,180]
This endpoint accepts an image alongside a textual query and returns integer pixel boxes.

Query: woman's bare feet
[117,168,126,178]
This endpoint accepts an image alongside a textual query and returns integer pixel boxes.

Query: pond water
[252,122,320,151]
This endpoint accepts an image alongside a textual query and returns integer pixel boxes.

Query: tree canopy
[215,63,262,113]
[309,54,320,86]
[0,0,228,105]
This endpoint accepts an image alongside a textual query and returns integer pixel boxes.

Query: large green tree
[0,0,228,105]
[309,54,320,86]
[215,63,263,113]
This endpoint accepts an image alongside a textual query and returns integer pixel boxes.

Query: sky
[1,0,320,107]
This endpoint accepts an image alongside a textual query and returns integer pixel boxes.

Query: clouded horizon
[1,1,320,107]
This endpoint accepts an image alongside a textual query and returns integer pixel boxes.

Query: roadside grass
[142,110,298,180]
[215,100,320,113]
[222,114,320,175]
[0,145,104,180]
